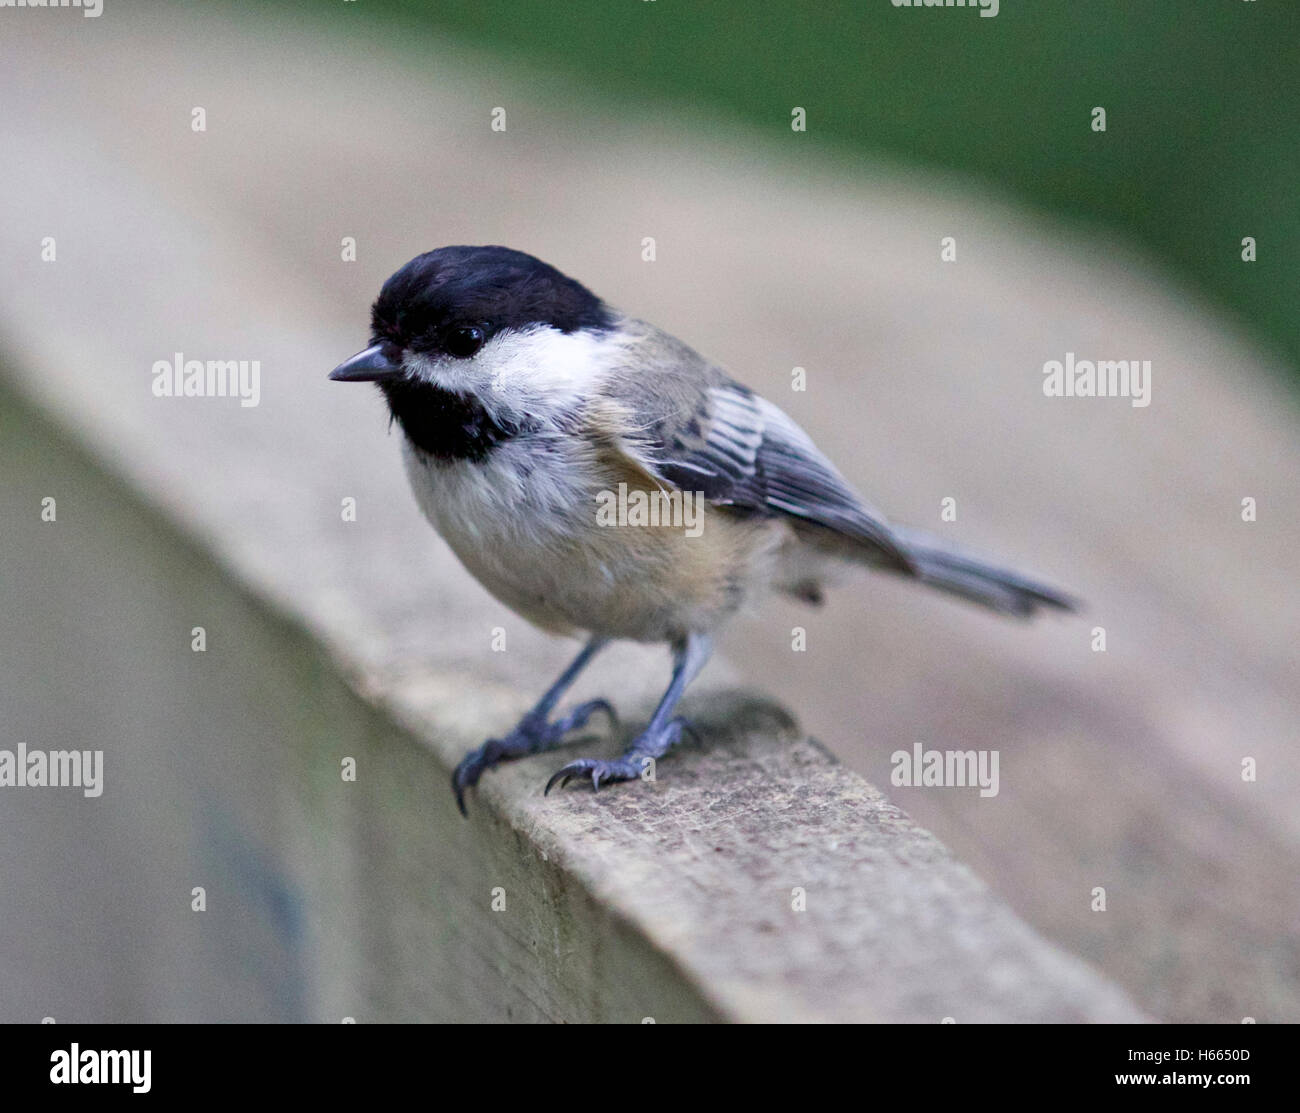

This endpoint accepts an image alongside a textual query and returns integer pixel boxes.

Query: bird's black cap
[369,245,613,355]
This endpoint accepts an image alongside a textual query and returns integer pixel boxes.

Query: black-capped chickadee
[331,245,1075,814]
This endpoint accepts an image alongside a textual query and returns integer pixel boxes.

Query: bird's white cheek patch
[478,327,611,405]
[401,326,615,425]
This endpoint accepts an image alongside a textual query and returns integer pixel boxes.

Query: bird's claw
[544,716,694,797]
[453,698,616,816]
[544,755,646,795]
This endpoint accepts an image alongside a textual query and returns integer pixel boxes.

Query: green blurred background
[282,0,1300,376]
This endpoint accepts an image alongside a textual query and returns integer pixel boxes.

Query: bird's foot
[453,699,615,815]
[544,716,697,795]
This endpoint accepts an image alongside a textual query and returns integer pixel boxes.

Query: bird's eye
[444,325,485,359]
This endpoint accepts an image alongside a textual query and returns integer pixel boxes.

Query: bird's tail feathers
[890,526,1079,618]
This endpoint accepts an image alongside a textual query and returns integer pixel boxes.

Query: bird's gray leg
[545,632,713,795]
[452,637,613,815]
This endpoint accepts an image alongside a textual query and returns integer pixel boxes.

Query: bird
[330,245,1075,815]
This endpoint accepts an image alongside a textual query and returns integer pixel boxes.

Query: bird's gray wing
[598,323,1074,615]
[614,372,915,573]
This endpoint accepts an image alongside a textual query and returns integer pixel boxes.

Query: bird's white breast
[400,434,614,634]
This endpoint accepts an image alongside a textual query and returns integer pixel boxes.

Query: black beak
[329,344,402,382]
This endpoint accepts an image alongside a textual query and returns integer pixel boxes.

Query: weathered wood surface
[0,385,1141,1022]
[3,4,1293,1021]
